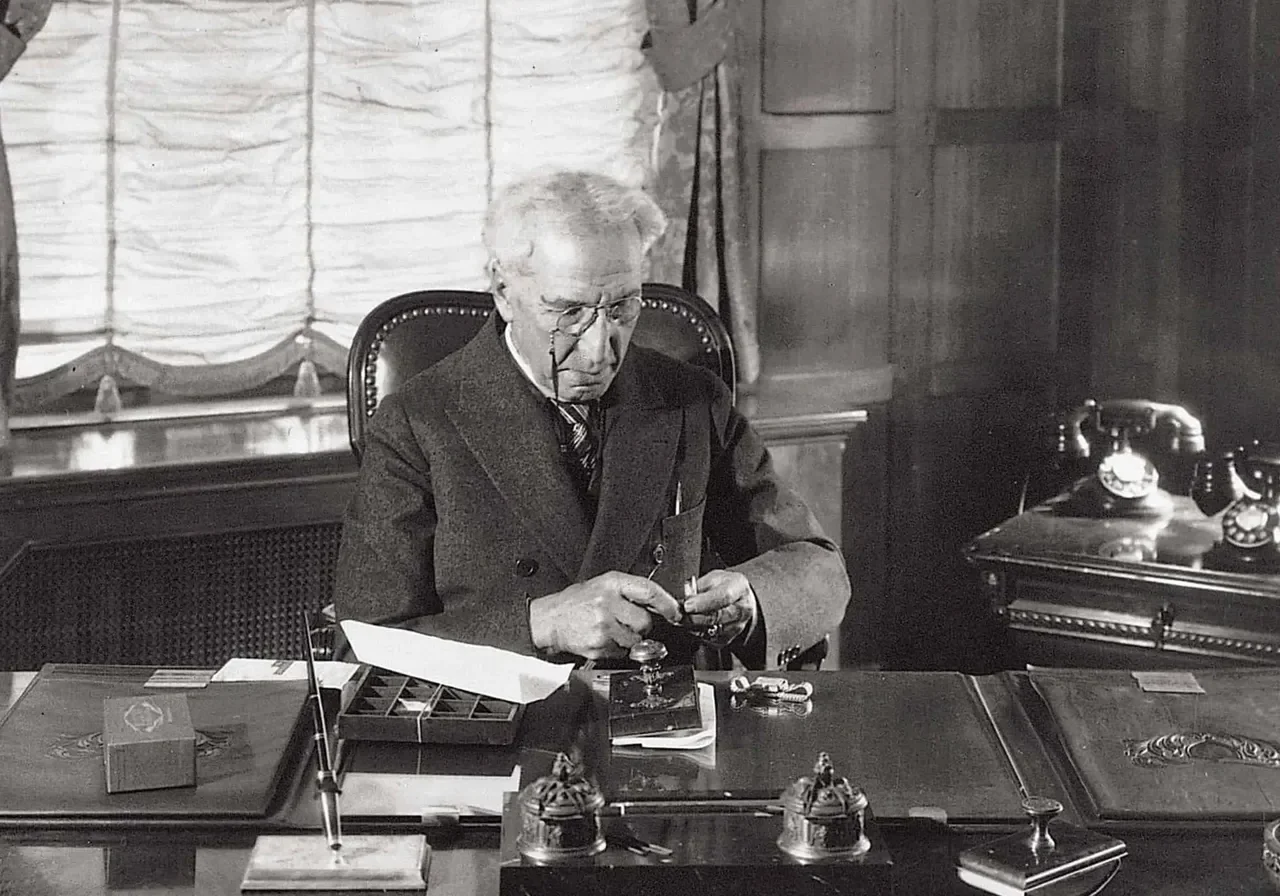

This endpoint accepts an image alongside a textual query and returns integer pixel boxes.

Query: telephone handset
[1054,399,1205,518]
[1192,440,1280,571]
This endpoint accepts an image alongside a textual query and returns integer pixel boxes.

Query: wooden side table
[965,495,1280,668]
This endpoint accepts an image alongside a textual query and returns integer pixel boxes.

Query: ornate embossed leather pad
[1029,667,1280,819]
[0,663,309,826]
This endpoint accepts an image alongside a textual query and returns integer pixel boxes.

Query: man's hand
[529,571,683,658]
[681,569,757,647]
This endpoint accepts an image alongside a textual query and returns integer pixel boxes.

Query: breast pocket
[649,500,705,601]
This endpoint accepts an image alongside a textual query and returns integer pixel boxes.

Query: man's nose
[574,309,612,366]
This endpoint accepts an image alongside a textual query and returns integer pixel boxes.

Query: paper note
[145,668,215,689]
[1131,670,1206,694]
[611,683,716,749]
[341,765,520,818]
[339,620,573,705]
[211,658,362,690]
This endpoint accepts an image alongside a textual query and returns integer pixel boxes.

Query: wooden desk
[1,669,1276,895]
[965,496,1280,668]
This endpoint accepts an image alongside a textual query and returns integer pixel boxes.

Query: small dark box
[337,667,524,745]
[102,693,197,794]
[607,665,701,738]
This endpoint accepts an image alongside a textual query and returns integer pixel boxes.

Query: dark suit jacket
[335,315,850,669]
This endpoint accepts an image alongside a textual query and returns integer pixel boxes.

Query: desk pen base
[240,834,430,891]
[957,822,1126,896]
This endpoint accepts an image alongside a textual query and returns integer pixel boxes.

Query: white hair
[483,170,667,279]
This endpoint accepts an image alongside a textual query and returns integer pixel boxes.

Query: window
[6,0,664,425]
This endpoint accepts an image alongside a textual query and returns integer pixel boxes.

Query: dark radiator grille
[0,522,343,670]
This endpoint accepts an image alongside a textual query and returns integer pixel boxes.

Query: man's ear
[488,259,515,320]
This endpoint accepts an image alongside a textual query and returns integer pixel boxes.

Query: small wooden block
[102,693,196,794]
[607,665,701,738]
[240,834,431,891]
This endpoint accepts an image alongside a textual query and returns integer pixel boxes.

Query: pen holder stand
[240,645,433,892]
[241,834,432,891]
[957,796,1127,896]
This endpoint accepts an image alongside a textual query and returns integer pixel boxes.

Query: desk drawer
[1004,578,1280,666]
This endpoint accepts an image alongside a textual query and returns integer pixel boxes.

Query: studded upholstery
[345,283,736,460]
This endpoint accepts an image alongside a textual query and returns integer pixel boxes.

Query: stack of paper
[211,658,361,690]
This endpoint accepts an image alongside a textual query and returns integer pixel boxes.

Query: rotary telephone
[1052,399,1205,518]
[1192,440,1280,571]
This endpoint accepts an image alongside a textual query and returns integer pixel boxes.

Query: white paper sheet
[340,765,520,818]
[339,620,573,705]
[611,683,717,749]
[211,658,362,690]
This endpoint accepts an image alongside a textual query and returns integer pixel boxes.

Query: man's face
[495,229,644,403]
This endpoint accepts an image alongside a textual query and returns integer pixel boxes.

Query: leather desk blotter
[599,672,1032,825]
[0,663,310,826]
[1029,667,1280,820]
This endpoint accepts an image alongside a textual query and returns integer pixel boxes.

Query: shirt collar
[503,323,558,401]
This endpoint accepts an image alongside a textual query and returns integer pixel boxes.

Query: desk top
[965,495,1280,599]
[2,669,1279,896]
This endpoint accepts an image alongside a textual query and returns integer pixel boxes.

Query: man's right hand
[528,572,682,659]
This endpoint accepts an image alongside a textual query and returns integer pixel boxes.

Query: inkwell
[957,794,1127,896]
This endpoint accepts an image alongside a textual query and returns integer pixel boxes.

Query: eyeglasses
[548,292,643,337]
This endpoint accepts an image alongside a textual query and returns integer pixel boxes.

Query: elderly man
[335,170,849,669]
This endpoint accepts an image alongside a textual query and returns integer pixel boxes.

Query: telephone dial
[1192,440,1280,572]
[1053,399,1205,518]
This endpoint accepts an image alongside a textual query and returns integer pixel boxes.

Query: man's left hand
[680,569,757,647]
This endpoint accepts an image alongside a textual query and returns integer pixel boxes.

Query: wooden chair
[346,283,735,461]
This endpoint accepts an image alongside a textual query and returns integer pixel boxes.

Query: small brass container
[777,752,870,860]
[1263,818,1280,891]
[515,752,606,862]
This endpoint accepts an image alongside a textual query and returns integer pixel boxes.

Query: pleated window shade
[5,0,659,407]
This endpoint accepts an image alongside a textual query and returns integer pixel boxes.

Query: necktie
[553,401,599,494]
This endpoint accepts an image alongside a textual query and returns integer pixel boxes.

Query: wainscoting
[2,392,876,671]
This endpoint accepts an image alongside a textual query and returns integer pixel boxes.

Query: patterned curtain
[0,0,54,451]
[643,0,757,385]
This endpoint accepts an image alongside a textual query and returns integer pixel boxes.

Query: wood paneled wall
[741,0,1271,670]
[1178,0,1280,448]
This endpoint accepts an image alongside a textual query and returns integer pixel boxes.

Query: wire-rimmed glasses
[548,292,643,337]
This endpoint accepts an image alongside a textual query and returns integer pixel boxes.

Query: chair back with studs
[346,284,735,460]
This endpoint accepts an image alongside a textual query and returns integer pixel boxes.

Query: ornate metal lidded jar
[777,752,870,860]
[515,752,607,862]
[1264,818,1280,891]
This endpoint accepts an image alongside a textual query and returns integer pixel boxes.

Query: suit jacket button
[651,543,666,565]
[515,558,538,577]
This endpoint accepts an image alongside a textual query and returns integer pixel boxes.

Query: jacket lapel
[579,355,680,580]
[445,319,593,580]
